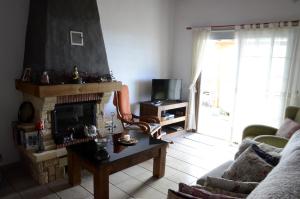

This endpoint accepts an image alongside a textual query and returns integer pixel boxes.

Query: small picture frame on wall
[21,67,32,82]
[70,31,84,46]
[23,131,39,150]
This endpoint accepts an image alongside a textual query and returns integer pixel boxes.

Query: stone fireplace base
[18,92,110,184]
[15,81,122,184]
[19,147,67,184]
[18,93,114,184]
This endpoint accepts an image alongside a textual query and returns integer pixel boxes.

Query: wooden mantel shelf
[15,80,122,97]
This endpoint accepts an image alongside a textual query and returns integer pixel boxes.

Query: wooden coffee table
[67,130,168,199]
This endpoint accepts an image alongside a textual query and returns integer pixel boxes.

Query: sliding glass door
[230,28,297,143]
[197,37,237,141]
[197,27,299,143]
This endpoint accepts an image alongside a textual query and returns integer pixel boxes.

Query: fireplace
[14,0,122,185]
[52,101,97,145]
[15,90,120,184]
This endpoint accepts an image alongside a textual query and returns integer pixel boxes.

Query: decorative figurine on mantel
[40,71,50,85]
[72,65,82,84]
[110,70,116,82]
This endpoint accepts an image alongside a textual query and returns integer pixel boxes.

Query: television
[151,79,182,102]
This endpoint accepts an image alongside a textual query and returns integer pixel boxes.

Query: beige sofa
[196,131,300,198]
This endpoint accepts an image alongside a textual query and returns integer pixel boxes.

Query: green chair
[242,106,300,148]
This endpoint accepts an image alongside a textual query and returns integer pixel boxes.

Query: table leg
[153,146,167,178]
[94,167,109,199]
[68,150,81,186]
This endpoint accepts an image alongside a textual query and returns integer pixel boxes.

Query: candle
[123,134,131,141]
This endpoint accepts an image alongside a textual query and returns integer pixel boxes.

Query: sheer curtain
[231,24,300,143]
[187,28,210,130]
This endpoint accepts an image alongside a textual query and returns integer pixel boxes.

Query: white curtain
[187,28,210,130]
[231,24,300,143]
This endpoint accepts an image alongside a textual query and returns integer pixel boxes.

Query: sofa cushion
[247,150,300,199]
[167,189,199,199]
[222,146,273,182]
[205,177,258,194]
[197,160,233,185]
[179,183,241,199]
[276,118,300,138]
[193,185,248,198]
[280,130,300,161]
[234,139,282,160]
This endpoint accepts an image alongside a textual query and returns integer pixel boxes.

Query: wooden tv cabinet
[140,101,188,133]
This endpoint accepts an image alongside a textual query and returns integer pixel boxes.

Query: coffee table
[67,130,168,199]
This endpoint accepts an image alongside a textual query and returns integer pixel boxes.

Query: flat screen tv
[151,79,182,102]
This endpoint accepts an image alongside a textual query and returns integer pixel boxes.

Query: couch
[193,130,300,198]
[168,130,300,199]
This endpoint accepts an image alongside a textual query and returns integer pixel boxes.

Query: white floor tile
[109,171,131,185]
[165,167,197,184]
[57,185,92,199]
[115,178,149,195]
[132,186,166,199]
[123,165,148,177]
[109,184,130,199]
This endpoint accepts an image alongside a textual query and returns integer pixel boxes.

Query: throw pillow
[276,118,300,138]
[205,176,258,194]
[234,138,257,159]
[234,138,282,160]
[179,183,241,199]
[167,189,199,199]
[192,185,248,198]
[222,146,273,182]
[251,144,279,166]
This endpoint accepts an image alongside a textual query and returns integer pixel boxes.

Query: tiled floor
[0,132,237,199]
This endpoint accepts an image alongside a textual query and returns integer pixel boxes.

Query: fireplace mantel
[15,80,122,97]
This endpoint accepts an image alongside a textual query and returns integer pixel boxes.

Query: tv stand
[140,101,188,134]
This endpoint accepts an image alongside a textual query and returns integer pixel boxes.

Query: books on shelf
[161,113,175,121]
[168,125,184,131]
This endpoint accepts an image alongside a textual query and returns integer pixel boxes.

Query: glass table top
[68,130,168,166]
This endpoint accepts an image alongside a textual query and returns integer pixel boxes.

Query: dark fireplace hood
[23,0,110,84]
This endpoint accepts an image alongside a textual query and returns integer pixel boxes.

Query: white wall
[97,0,175,115]
[172,0,300,100]
[0,0,29,165]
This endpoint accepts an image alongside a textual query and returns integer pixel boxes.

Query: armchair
[242,106,300,147]
[113,85,162,139]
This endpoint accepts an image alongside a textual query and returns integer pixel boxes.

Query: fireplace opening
[52,101,97,145]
